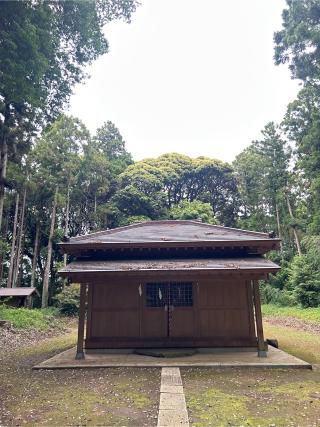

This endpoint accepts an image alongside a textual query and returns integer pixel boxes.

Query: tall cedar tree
[0,0,137,230]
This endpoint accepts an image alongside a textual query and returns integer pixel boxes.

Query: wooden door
[140,283,168,339]
[168,282,195,338]
[141,282,195,340]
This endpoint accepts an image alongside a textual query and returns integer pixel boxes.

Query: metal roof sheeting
[67,221,272,243]
[59,221,280,254]
[59,257,280,274]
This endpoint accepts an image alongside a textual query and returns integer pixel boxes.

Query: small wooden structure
[0,287,39,308]
[59,220,280,359]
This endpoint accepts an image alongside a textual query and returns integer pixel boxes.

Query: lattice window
[170,282,193,307]
[145,283,168,307]
[145,282,193,307]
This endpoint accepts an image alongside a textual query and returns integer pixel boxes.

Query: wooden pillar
[25,295,32,309]
[75,283,87,360]
[252,280,268,357]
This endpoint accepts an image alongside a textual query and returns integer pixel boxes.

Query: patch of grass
[264,322,320,364]
[258,380,320,400]
[16,328,77,357]
[262,304,320,323]
[0,306,62,330]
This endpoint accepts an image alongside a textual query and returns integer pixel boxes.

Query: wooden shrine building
[59,220,281,359]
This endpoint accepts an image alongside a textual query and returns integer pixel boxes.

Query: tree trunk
[0,138,8,232]
[285,194,302,256]
[37,253,44,279]
[275,202,283,252]
[30,222,40,288]
[91,193,97,231]
[6,192,19,288]
[0,203,9,284]
[63,185,70,268]
[13,187,27,287]
[94,193,97,215]
[42,188,58,308]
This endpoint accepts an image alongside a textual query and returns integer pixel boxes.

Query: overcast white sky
[68,0,300,163]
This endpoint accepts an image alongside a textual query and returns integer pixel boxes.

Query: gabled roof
[59,220,280,254]
[0,287,39,297]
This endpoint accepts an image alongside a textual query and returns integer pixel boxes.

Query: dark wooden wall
[85,275,256,349]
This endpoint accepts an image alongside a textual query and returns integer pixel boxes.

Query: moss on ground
[187,388,248,426]
[184,369,320,427]
[7,382,150,426]
[184,317,320,427]
[2,305,320,426]
[187,386,288,427]
[183,319,320,427]
[1,326,159,426]
[258,380,320,400]
[2,363,159,426]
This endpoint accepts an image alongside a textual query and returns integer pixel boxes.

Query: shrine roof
[59,220,280,253]
[59,256,280,278]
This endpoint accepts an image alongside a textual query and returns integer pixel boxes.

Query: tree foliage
[274,0,320,84]
[116,153,238,225]
[289,236,320,307]
[169,200,217,224]
[0,0,137,230]
[1,0,320,309]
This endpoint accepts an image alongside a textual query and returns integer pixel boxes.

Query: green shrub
[289,236,320,307]
[54,283,80,316]
[267,262,290,291]
[295,280,320,308]
[260,283,296,306]
[0,306,59,330]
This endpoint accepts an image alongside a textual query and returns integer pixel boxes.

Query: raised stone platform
[34,346,311,369]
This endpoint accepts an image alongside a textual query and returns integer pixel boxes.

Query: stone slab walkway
[34,346,312,369]
[157,368,189,427]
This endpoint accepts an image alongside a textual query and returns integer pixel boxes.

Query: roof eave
[58,239,281,254]
[59,266,280,279]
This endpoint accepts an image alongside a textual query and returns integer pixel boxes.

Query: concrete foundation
[34,346,311,369]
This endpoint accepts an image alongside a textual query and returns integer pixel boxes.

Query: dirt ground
[182,316,320,427]
[0,328,160,426]
[0,315,319,426]
[182,367,320,427]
